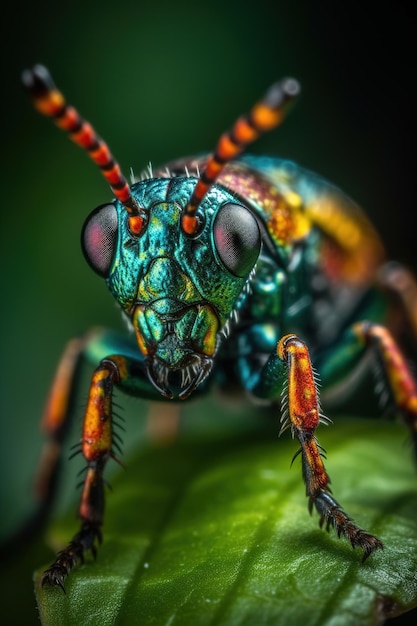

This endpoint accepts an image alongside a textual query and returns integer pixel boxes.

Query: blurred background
[0,0,415,622]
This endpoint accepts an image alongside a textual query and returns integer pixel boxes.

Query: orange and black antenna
[21,65,146,235]
[181,78,300,236]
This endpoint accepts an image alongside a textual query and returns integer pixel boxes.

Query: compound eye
[81,203,118,277]
[213,203,261,277]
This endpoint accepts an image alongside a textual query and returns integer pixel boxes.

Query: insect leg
[40,356,118,589]
[40,349,168,590]
[277,334,383,560]
[317,315,417,452]
[352,321,417,453]
[378,261,417,343]
[34,337,88,504]
[0,335,89,563]
[41,353,126,590]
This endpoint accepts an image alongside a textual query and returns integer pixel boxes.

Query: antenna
[22,65,146,233]
[181,78,300,236]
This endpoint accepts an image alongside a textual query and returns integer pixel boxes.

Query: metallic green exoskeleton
[17,65,417,591]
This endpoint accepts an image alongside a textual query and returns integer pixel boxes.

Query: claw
[313,490,383,560]
[40,522,102,592]
[41,565,68,592]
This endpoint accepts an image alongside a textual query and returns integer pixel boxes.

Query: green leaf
[34,401,417,626]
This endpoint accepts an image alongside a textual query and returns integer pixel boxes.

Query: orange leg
[41,356,122,590]
[353,321,417,447]
[0,336,90,562]
[278,334,383,560]
[378,261,417,344]
[34,337,89,504]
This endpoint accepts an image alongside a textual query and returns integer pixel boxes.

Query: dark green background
[1,1,415,623]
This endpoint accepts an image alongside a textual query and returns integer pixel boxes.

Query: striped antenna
[181,78,301,236]
[22,65,145,230]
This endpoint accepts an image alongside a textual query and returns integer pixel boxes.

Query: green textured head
[82,175,262,398]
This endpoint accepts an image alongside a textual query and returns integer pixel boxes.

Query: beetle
[19,65,417,592]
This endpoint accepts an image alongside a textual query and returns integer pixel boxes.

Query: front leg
[41,353,145,590]
[254,333,383,560]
